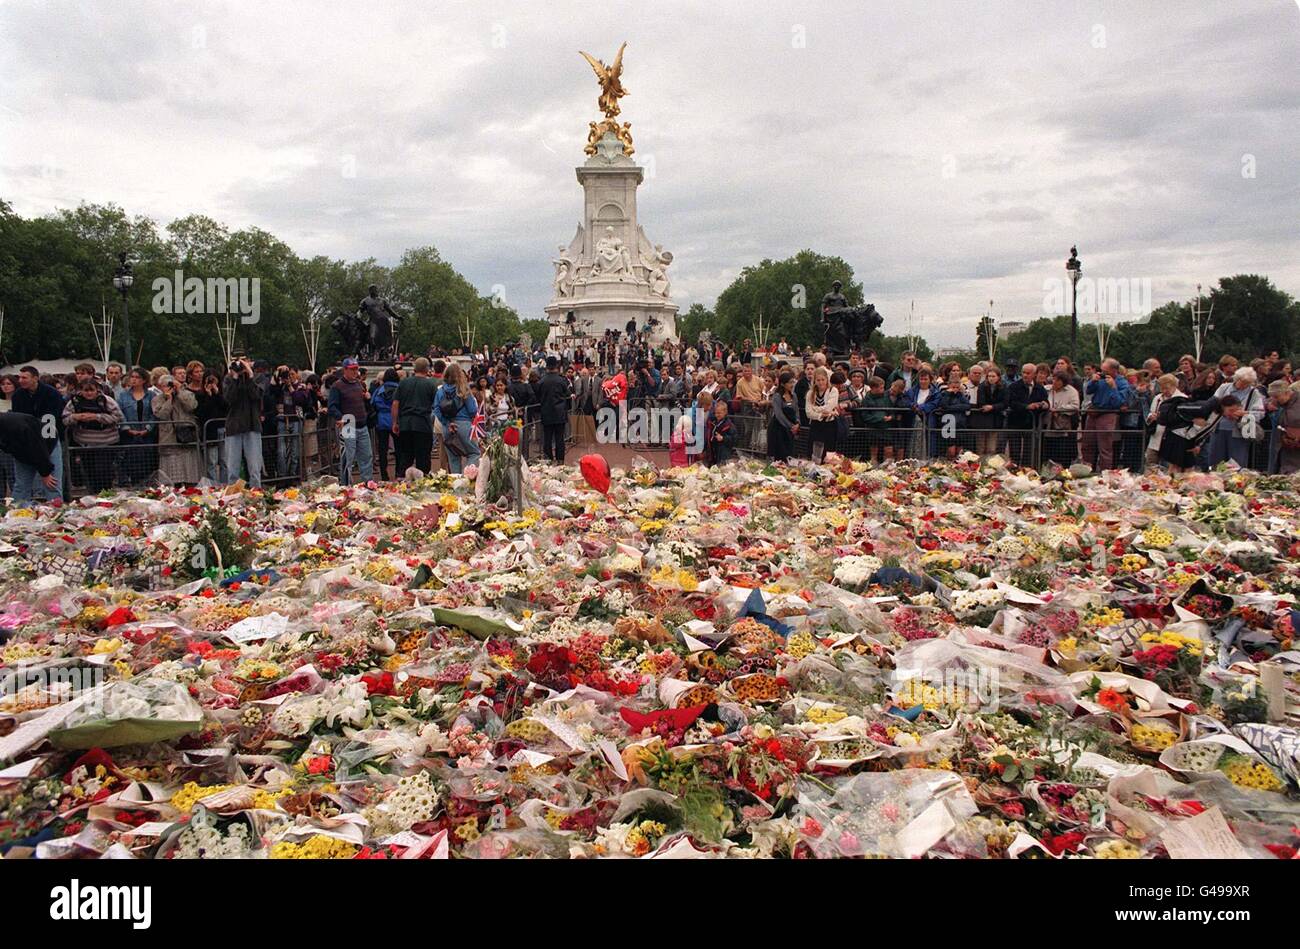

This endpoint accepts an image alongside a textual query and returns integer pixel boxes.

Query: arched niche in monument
[595,202,626,226]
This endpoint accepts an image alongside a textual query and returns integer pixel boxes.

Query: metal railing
[723,404,1167,472]
[44,398,1288,495]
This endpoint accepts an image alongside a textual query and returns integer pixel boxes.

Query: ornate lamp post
[112,252,134,367]
[1066,246,1082,368]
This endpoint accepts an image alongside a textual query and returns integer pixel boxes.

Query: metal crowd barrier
[725,404,1160,472]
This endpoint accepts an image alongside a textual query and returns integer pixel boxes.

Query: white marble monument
[544,46,678,346]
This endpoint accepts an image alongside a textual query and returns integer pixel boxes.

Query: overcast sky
[2,0,1298,347]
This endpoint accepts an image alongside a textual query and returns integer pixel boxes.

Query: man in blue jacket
[1083,357,1130,471]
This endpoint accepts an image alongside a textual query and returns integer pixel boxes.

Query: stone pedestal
[545,132,678,345]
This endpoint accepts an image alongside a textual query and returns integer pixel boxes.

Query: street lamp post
[112,252,134,368]
[1066,246,1082,369]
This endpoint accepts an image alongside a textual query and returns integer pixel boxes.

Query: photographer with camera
[272,366,305,480]
[152,372,200,486]
[223,356,264,488]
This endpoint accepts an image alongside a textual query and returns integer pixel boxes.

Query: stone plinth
[545,132,678,345]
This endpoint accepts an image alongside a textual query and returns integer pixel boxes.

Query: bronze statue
[819,280,882,353]
[356,284,405,361]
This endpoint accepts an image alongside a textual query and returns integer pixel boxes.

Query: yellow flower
[786,632,817,660]
[1095,839,1142,859]
[270,836,358,859]
[169,781,238,813]
[91,637,124,655]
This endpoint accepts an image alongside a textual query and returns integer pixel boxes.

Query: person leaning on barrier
[0,412,58,494]
[12,366,66,502]
[1160,393,1244,473]
[1207,367,1265,468]
[1270,380,1300,475]
[62,377,124,494]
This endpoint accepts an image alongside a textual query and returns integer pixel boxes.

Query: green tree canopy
[714,250,862,351]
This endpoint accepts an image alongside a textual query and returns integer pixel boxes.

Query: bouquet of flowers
[950,589,1005,627]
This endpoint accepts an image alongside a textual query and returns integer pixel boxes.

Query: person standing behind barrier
[0,374,14,497]
[329,358,374,485]
[906,367,939,457]
[971,366,1006,456]
[391,358,438,477]
[223,358,264,488]
[805,366,839,460]
[1044,370,1081,466]
[370,368,400,480]
[270,367,305,481]
[736,363,765,414]
[705,399,737,466]
[1006,362,1047,467]
[794,361,814,425]
[12,366,65,502]
[152,373,200,486]
[858,374,892,463]
[767,370,800,463]
[1082,359,1129,471]
[687,391,713,466]
[1146,374,1182,470]
[117,367,158,485]
[886,379,911,459]
[62,378,123,494]
[536,355,573,464]
[932,369,972,460]
[194,370,227,483]
[434,362,480,475]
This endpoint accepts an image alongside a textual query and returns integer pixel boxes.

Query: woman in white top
[805,366,839,457]
[1145,373,1182,468]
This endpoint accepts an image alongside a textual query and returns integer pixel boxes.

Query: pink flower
[463,464,479,479]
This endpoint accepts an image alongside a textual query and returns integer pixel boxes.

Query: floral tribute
[0,456,1298,859]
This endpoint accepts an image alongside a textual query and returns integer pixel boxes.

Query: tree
[676,303,714,344]
[521,319,551,345]
[975,315,998,361]
[714,250,861,350]
[873,334,933,367]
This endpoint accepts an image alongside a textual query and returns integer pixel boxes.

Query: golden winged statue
[579,42,628,118]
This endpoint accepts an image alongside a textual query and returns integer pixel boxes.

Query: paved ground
[542,441,674,469]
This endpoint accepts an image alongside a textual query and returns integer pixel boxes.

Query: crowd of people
[2,334,1297,502]
[743,349,1299,475]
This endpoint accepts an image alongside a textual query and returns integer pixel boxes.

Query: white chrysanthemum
[834,555,883,587]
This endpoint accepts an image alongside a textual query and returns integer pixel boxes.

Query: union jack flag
[470,410,487,443]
